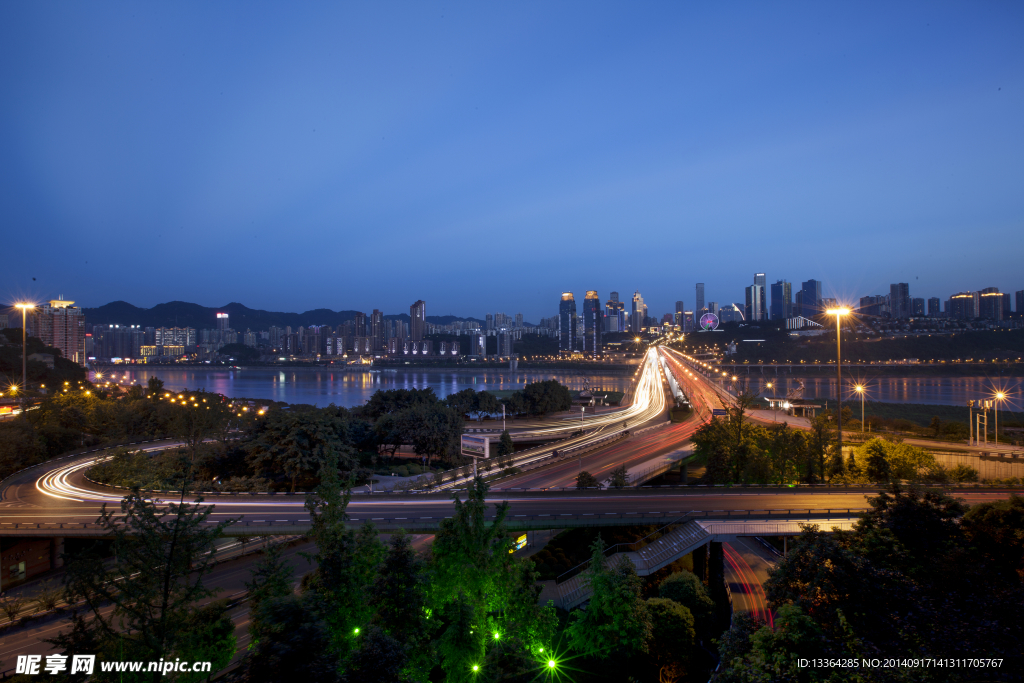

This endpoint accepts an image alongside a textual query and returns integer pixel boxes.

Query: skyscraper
[696,283,705,313]
[744,284,764,322]
[889,283,910,319]
[770,280,792,320]
[674,300,685,327]
[1017,290,1024,314]
[410,300,426,341]
[753,273,767,321]
[583,291,602,357]
[605,293,625,333]
[35,300,86,364]
[948,292,978,319]
[631,291,646,333]
[370,310,386,352]
[354,312,366,337]
[978,289,1004,320]
[558,292,576,354]
[928,297,941,317]
[911,298,925,316]
[216,312,229,333]
[800,280,822,317]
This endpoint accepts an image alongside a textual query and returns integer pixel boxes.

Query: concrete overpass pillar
[51,537,64,569]
[693,542,708,582]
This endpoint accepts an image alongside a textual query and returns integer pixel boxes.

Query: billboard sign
[461,434,490,459]
[712,409,727,416]
[509,533,528,553]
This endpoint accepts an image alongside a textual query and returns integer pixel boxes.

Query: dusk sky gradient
[2,2,1022,322]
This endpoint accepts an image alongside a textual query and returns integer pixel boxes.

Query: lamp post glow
[826,308,851,463]
[766,382,776,422]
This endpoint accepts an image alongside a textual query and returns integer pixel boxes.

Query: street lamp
[994,391,1006,445]
[15,303,35,412]
[766,382,776,422]
[854,384,866,434]
[826,308,851,462]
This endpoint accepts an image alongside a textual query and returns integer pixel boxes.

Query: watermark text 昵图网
[16,654,213,676]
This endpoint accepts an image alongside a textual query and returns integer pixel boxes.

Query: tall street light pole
[854,384,865,433]
[994,391,1005,445]
[15,303,35,413]
[826,308,850,463]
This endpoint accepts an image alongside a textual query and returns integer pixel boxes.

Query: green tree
[147,376,165,398]
[862,439,890,482]
[962,493,1024,581]
[929,416,943,437]
[658,571,715,637]
[646,597,695,683]
[246,409,354,491]
[496,430,514,458]
[245,542,295,616]
[344,626,410,683]
[175,599,236,682]
[367,531,432,678]
[61,491,233,682]
[575,470,600,489]
[717,604,828,683]
[608,464,630,489]
[566,537,652,658]
[304,452,384,656]
[521,380,572,416]
[245,593,338,683]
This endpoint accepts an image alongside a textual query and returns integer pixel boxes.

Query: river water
[98,367,631,408]
[93,367,1022,410]
[722,375,1024,409]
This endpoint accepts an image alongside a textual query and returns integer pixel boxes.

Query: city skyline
[2,3,1023,320]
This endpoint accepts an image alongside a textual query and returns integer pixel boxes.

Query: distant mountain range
[82,301,490,330]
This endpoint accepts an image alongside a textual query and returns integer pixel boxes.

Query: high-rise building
[744,285,764,322]
[370,310,385,352]
[216,313,230,332]
[978,289,1004,320]
[558,292,577,354]
[948,292,978,319]
[753,273,767,320]
[683,311,695,332]
[515,313,523,328]
[911,298,925,316]
[889,283,911,319]
[770,280,792,320]
[1017,290,1024,314]
[354,312,366,337]
[469,332,486,357]
[674,301,685,327]
[800,280,822,317]
[606,294,625,333]
[486,314,494,331]
[583,291,602,357]
[695,283,705,313]
[410,300,426,341]
[1002,293,1012,318]
[708,302,719,314]
[498,330,514,357]
[927,298,941,317]
[631,291,646,334]
[34,300,86,364]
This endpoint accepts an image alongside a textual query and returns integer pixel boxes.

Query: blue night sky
[2,2,1022,322]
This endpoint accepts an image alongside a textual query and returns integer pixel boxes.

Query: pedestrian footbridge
[553,515,857,610]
